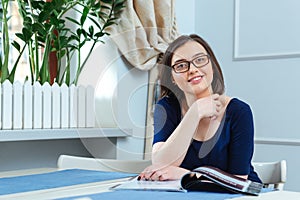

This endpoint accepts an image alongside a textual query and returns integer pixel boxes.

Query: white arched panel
[234,0,300,60]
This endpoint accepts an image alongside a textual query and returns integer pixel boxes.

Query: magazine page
[111,176,186,192]
[181,166,263,195]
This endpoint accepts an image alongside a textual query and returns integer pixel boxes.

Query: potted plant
[1,0,125,85]
[0,0,126,129]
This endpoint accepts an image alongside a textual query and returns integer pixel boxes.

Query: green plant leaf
[12,41,21,52]
[32,23,47,36]
[58,49,66,58]
[15,33,25,42]
[80,6,89,25]
[81,29,87,38]
[0,56,2,71]
[79,41,85,48]
[76,28,82,37]
[37,36,46,44]
[23,16,33,25]
[69,35,80,42]
[88,16,101,29]
[65,16,81,26]
[101,0,114,4]
[99,11,109,18]
[50,16,60,26]
[100,5,112,11]
[31,1,45,10]
[115,0,126,5]
[22,27,33,42]
[39,10,50,22]
[91,2,101,12]
[89,26,94,36]
[95,32,105,38]
[114,3,126,14]
[103,21,116,29]
[72,7,83,15]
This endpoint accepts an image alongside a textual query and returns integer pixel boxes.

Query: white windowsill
[0,128,131,142]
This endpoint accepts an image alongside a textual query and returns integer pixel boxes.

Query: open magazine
[111,177,186,192]
[111,166,263,196]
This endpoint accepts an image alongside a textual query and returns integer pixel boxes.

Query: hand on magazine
[138,165,190,181]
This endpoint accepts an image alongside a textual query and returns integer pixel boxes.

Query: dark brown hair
[158,34,225,101]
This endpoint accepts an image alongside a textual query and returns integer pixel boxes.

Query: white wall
[78,37,149,160]
[175,0,196,34]
[0,140,94,171]
[192,0,300,192]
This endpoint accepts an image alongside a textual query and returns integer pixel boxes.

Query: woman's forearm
[152,94,222,167]
[152,106,200,167]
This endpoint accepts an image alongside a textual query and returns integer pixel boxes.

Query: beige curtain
[109,0,179,159]
[109,0,179,70]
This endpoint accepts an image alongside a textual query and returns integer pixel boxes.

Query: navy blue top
[153,95,261,183]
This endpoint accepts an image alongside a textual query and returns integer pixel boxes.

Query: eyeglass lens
[172,55,209,73]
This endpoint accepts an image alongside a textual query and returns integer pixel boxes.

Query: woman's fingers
[140,171,154,180]
[141,170,168,181]
[138,165,163,181]
[210,95,225,118]
[211,93,220,100]
[149,170,164,181]
[138,165,169,181]
[139,165,189,181]
[215,100,222,112]
[138,166,152,180]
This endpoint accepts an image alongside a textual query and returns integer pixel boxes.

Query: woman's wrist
[189,101,204,120]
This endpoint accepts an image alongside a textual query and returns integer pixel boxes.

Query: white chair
[253,160,287,190]
[57,155,152,174]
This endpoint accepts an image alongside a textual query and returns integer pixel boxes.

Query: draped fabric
[109,0,179,70]
[108,0,179,159]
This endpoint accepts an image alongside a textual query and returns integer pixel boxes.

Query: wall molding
[233,52,300,61]
[233,0,300,61]
[255,137,300,146]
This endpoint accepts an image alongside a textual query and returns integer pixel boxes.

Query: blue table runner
[0,169,136,195]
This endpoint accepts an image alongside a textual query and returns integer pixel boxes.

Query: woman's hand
[191,94,225,120]
[138,165,190,181]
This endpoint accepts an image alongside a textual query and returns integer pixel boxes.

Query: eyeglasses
[171,54,210,73]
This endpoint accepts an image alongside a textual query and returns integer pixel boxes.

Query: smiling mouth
[188,76,203,82]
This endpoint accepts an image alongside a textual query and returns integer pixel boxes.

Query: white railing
[0,80,95,130]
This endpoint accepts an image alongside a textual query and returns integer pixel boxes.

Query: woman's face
[171,41,213,98]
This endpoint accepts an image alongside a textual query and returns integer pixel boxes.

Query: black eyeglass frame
[171,54,211,73]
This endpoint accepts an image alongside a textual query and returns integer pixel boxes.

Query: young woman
[138,34,261,183]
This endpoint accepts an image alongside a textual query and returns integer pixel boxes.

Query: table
[0,169,299,200]
[0,168,135,200]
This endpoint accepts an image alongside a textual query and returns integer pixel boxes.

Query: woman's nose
[188,63,199,73]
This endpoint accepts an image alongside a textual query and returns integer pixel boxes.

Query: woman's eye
[176,63,188,70]
[195,57,205,63]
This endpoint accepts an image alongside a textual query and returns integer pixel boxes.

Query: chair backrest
[253,160,287,190]
[57,155,152,174]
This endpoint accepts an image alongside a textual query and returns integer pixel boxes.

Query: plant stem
[39,1,80,84]
[8,44,26,83]
[1,0,10,82]
[75,43,81,85]
[34,32,39,78]
[74,39,97,85]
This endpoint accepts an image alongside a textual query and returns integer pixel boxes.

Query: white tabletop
[229,190,300,200]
